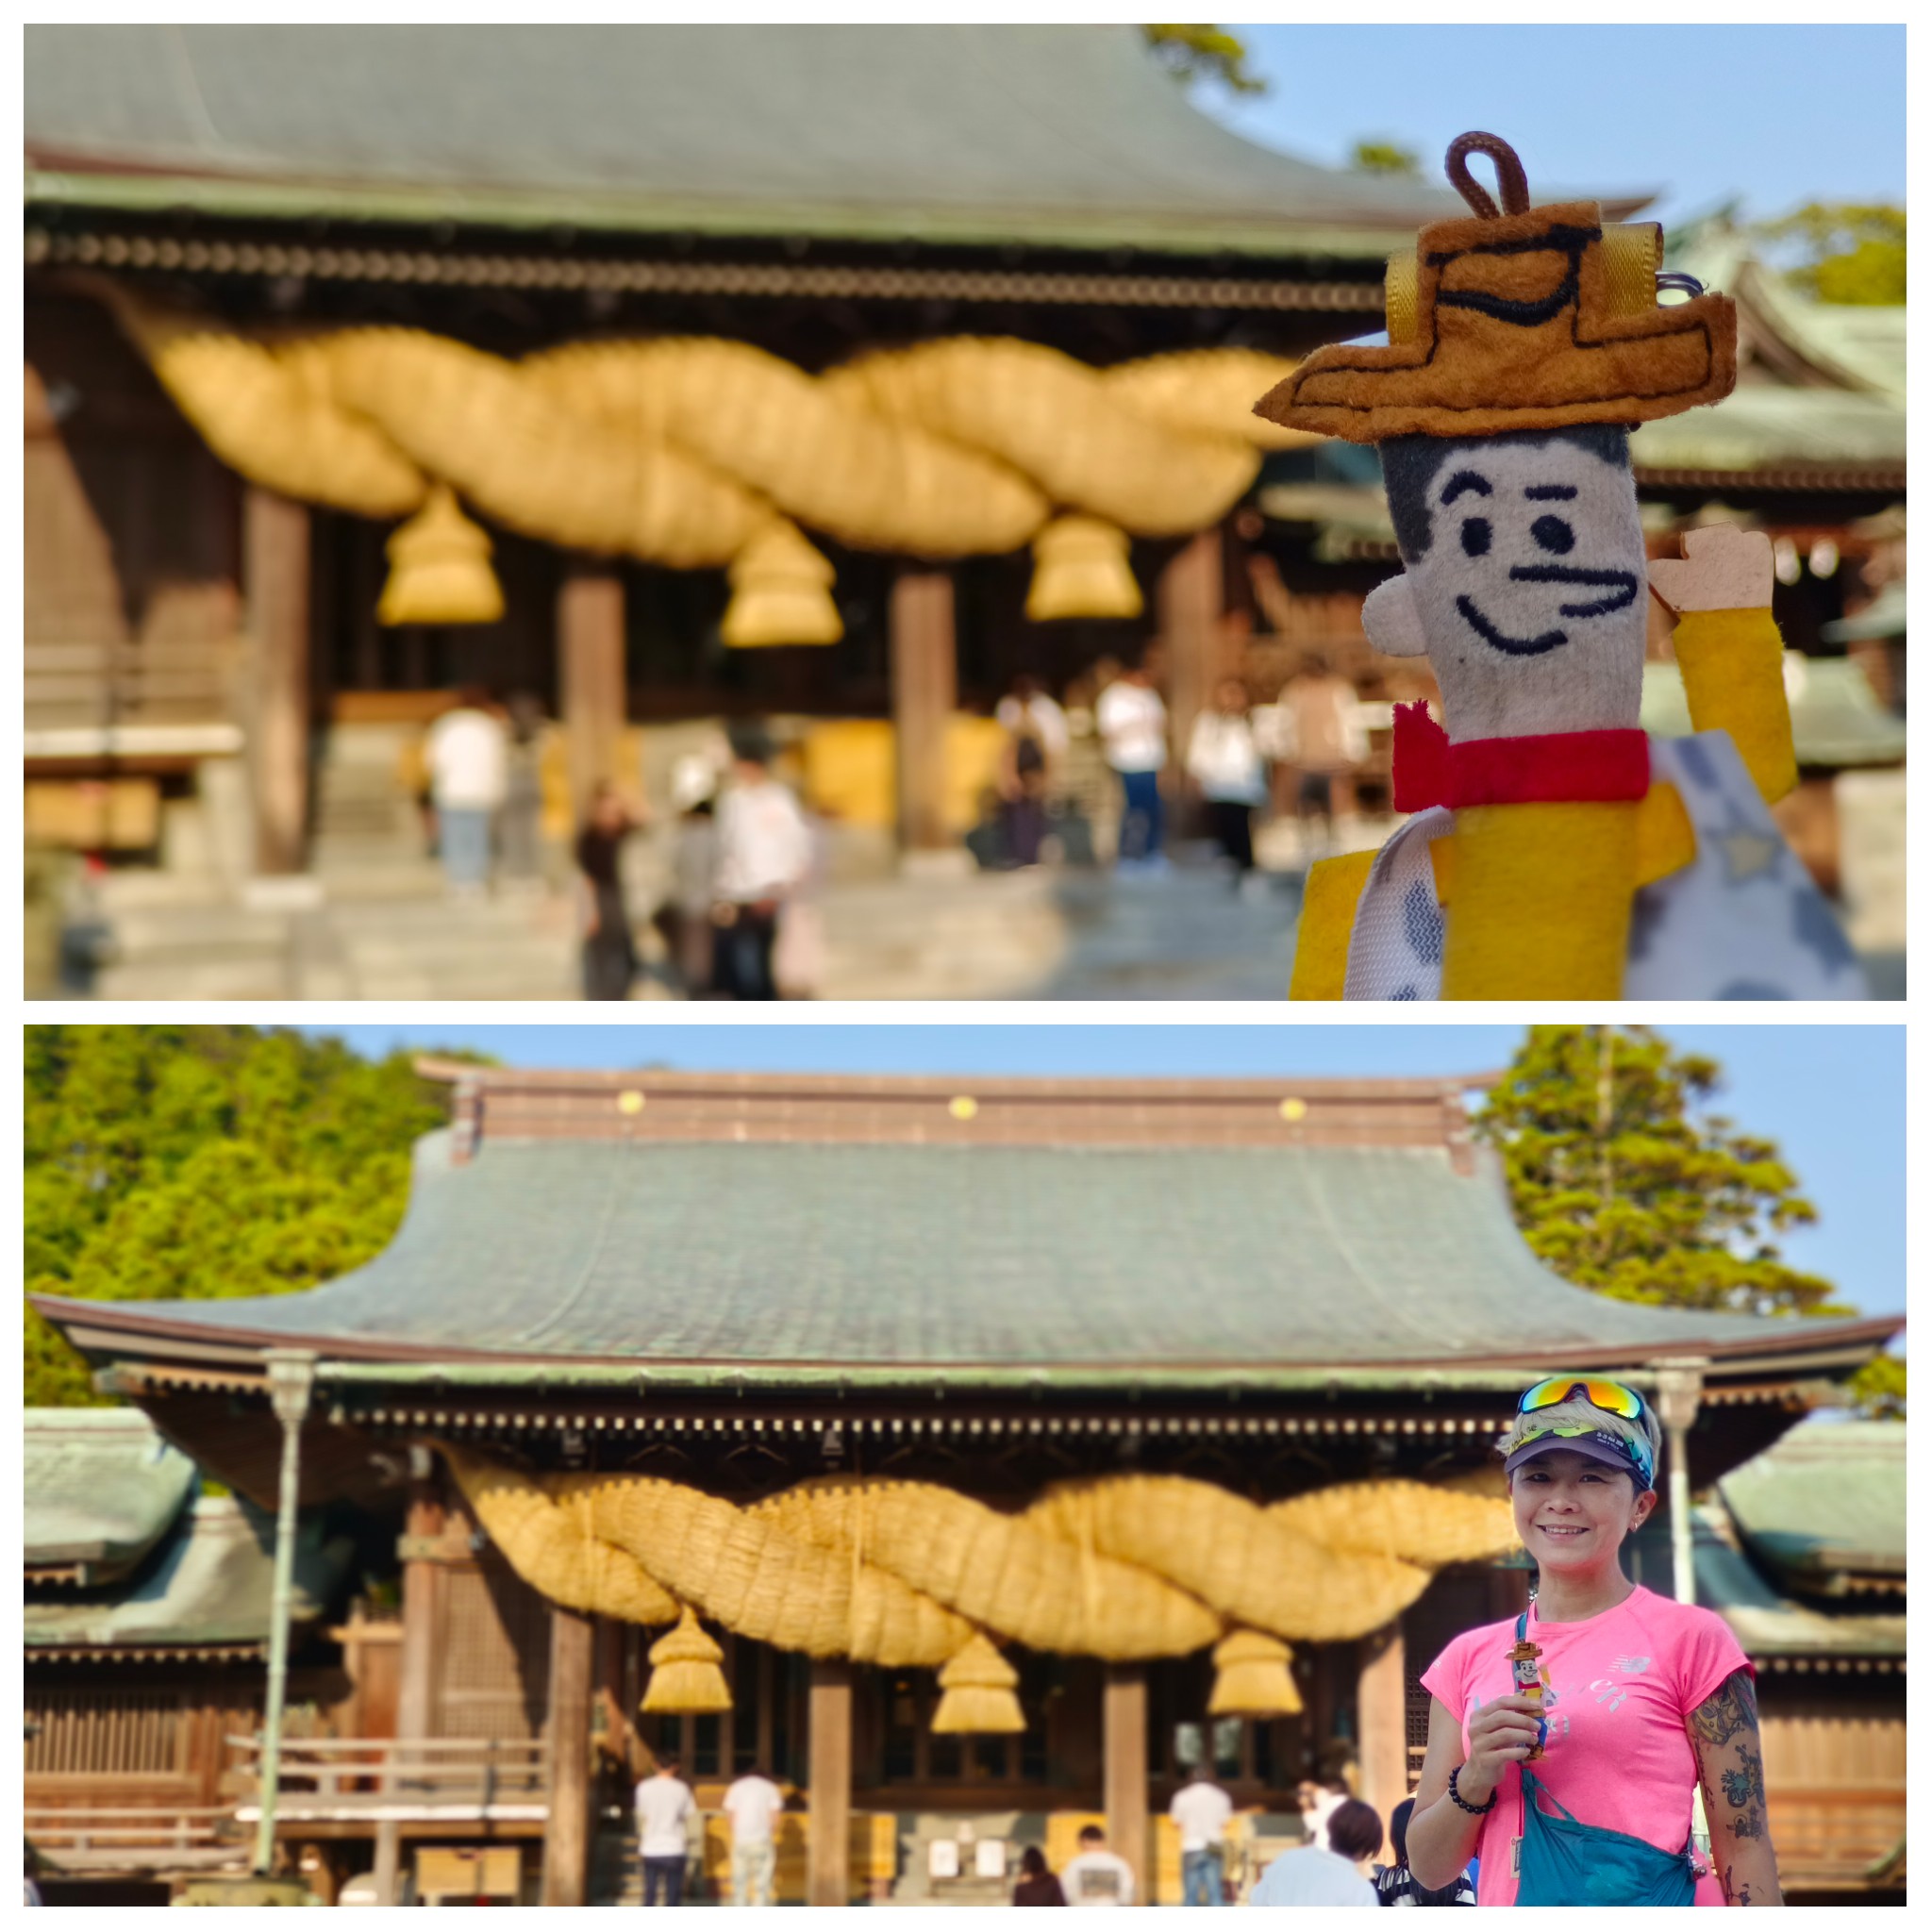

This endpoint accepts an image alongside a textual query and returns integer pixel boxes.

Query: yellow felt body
[1634,782,1696,886]
[1673,608,1797,805]
[1441,801,1641,999]
[1432,781,1694,906]
[1289,849,1376,999]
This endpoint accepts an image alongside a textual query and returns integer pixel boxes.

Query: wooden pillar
[1157,527,1224,783]
[1357,1622,1407,1855]
[807,1659,853,1907]
[891,570,957,852]
[559,565,626,827]
[379,1465,447,1906]
[1104,1664,1149,1905]
[542,1607,596,1907]
[243,486,312,875]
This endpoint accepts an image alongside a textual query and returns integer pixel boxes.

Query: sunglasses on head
[1517,1377,1648,1423]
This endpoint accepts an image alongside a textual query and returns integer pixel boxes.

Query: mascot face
[1365,429,1650,743]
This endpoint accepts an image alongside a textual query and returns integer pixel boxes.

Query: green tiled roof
[1717,1417,1906,1583]
[42,1130,1849,1374]
[1823,579,1907,642]
[23,1408,196,1584]
[1689,1506,1904,1658]
[23,25,1464,258]
[1631,385,1904,475]
[25,1494,351,1653]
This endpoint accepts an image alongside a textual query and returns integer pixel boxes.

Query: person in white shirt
[721,1766,786,1907]
[1094,662,1169,870]
[1169,1764,1235,1907]
[711,728,813,1001]
[1059,1824,1136,1907]
[1185,677,1268,883]
[1249,1797,1382,1907]
[425,688,508,898]
[634,1756,697,1907]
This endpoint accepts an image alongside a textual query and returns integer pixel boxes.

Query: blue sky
[305,1024,1901,1321]
[1196,25,1905,231]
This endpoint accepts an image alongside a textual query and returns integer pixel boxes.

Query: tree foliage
[1141,25,1266,96]
[1350,139,1422,176]
[25,1027,461,1408]
[1474,1027,1846,1320]
[1755,201,1906,306]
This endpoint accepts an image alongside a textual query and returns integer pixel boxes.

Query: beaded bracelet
[1449,1764,1497,1816]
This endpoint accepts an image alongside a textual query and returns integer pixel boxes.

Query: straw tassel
[1025,516,1143,622]
[377,482,505,626]
[641,1607,733,1715]
[930,1632,1025,1735]
[1208,1628,1303,1719]
[720,521,842,647]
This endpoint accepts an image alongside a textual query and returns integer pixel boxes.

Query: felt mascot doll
[1262,134,1865,1001]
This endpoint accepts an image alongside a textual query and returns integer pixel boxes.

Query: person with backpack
[1404,1377,1784,1907]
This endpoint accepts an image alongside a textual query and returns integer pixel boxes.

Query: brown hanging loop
[1445,132,1532,218]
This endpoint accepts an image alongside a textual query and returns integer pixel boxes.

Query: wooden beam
[1157,527,1224,784]
[1104,1663,1149,1905]
[807,1659,853,1907]
[381,1472,445,1906]
[558,565,625,827]
[1357,1621,1407,1855]
[890,570,957,851]
[242,486,311,874]
[541,1607,595,1907]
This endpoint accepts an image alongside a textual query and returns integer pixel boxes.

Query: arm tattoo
[1691,1670,1770,1851]
[1720,1743,1768,1840]
[1722,1865,1757,1907]
[1688,1669,1758,1749]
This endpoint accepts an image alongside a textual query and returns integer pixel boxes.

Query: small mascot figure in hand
[1263,132,1865,1001]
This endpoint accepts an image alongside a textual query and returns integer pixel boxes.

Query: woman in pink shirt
[1406,1378,1783,1907]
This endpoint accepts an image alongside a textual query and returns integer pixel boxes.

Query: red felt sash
[1391,702,1650,812]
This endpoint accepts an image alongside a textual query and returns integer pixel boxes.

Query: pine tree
[1473,1026,1847,1319]
[25,1026,463,1407]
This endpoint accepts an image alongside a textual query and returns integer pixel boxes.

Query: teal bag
[1509,1612,1700,1907]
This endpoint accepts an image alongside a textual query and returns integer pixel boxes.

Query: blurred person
[1013,1844,1068,1907]
[635,1753,696,1907]
[1298,1774,1354,1851]
[1248,1798,1381,1907]
[1186,676,1267,884]
[1170,1762,1235,1907]
[1407,1377,1779,1907]
[996,696,1057,868]
[497,691,549,890]
[1372,1797,1474,1906]
[1276,655,1365,856]
[654,755,720,997]
[1096,657,1169,870]
[997,674,1071,776]
[1059,1824,1135,1907]
[712,726,812,1001]
[722,1763,786,1907]
[25,1845,42,1907]
[575,781,641,1001]
[425,685,508,897]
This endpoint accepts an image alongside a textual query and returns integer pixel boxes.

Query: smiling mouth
[1455,566,1641,658]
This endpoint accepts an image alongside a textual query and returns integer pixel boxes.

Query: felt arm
[1288,849,1374,999]
[1673,608,1797,806]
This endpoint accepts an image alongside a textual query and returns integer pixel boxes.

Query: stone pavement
[79,850,1306,1003]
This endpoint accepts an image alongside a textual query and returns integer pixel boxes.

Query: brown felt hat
[1254,132,1737,444]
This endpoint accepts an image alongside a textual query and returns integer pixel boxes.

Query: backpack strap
[1520,1768,1580,1826]
[1515,1608,1529,1642]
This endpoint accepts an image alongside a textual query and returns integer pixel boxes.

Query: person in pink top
[1406,1377,1784,1907]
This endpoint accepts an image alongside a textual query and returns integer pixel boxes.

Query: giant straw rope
[443,1448,1517,1688]
[108,292,1315,608]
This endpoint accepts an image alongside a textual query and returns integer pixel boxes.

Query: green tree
[1350,139,1422,176]
[1141,25,1266,96]
[1846,1353,1906,1421]
[1755,201,1906,305]
[25,1026,463,1407]
[1474,1026,1846,1320]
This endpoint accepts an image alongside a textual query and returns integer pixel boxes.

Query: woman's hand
[1458,1693,1546,1804]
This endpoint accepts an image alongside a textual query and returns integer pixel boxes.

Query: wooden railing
[1768,1787,1907,1890]
[25,1805,243,1874]
[225,1735,551,1825]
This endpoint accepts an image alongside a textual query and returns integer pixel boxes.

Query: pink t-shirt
[1420,1587,1749,1907]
